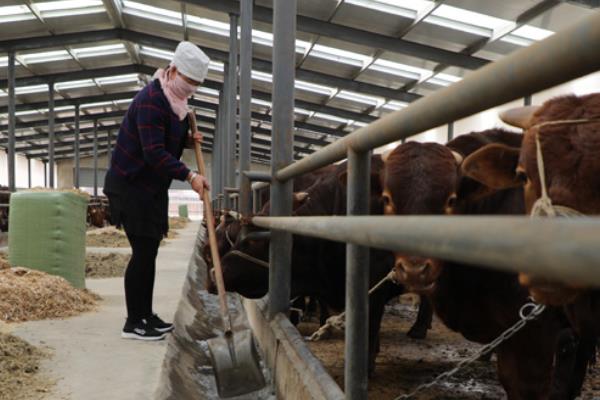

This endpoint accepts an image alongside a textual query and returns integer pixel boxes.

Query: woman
[104,41,210,341]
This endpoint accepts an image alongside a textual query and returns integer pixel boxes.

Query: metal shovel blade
[207,329,266,398]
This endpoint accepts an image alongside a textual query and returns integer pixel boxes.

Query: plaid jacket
[108,79,190,193]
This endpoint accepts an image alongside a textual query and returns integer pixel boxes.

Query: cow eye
[382,194,391,206]
[446,194,457,209]
[516,170,528,184]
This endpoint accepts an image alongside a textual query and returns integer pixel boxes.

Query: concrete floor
[11,222,200,400]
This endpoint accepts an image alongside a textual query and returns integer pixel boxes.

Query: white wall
[0,151,48,189]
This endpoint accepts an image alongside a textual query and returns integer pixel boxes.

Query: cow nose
[394,258,433,285]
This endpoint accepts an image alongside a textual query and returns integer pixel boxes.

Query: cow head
[462,93,600,305]
[380,142,463,292]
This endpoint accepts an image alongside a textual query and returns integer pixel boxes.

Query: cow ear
[381,149,393,163]
[499,106,540,129]
[461,143,522,189]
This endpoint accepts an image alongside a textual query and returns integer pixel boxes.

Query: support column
[226,13,239,207]
[48,81,55,188]
[43,162,47,187]
[524,95,532,106]
[74,104,80,188]
[219,63,230,208]
[107,130,112,167]
[239,0,253,234]
[27,158,32,188]
[93,120,98,197]
[268,0,296,320]
[345,149,371,400]
[447,122,454,142]
[7,51,16,192]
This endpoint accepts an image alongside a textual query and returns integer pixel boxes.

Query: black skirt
[104,171,169,240]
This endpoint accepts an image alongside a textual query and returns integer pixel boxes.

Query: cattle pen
[2,1,600,400]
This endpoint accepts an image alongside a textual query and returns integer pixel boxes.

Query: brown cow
[462,94,600,396]
[0,186,9,232]
[380,130,581,399]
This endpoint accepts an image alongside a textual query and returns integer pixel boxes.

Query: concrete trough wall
[244,299,344,400]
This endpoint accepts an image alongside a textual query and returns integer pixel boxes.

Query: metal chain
[394,301,546,400]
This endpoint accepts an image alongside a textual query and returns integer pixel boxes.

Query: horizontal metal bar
[252,216,600,287]
[224,187,240,193]
[274,11,600,182]
[252,182,270,191]
[244,170,272,182]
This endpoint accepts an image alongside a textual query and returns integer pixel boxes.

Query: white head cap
[171,41,210,84]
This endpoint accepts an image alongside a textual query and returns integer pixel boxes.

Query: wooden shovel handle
[189,112,232,333]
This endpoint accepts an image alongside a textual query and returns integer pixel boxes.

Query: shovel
[189,112,266,398]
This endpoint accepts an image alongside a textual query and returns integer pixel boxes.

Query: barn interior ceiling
[0,0,597,163]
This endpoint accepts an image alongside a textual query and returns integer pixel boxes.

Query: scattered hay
[85,252,130,278]
[0,333,53,400]
[169,217,190,230]
[86,226,129,248]
[0,251,9,270]
[0,268,100,323]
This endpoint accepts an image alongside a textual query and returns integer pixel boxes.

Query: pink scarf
[153,67,196,120]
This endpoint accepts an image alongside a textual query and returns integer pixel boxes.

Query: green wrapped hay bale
[8,191,88,288]
[178,204,189,219]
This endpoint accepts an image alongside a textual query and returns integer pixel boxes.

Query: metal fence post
[268,0,296,320]
[93,119,98,197]
[227,13,239,208]
[7,51,16,192]
[27,157,32,188]
[346,149,371,400]
[447,122,454,142]
[74,103,80,188]
[239,0,253,234]
[48,81,55,188]
[222,66,230,208]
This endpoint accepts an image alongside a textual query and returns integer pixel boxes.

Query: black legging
[124,233,161,322]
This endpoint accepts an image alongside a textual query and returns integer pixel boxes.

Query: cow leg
[565,333,597,399]
[406,295,433,339]
[548,328,579,400]
[496,338,555,400]
[367,284,394,377]
[318,297,330,326]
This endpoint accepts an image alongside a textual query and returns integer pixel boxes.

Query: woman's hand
[190,174,210,197]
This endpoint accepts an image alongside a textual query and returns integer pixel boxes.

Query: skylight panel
[0,5,35,23]
[336,90,384,107]
[72,44,127,58]
[295,80,336,97]
[122,1,182,26]
[501,25,554,46]
[35,0,105,18]
[294,107,313,116]
[344,0,422,19]
[381,101,408,111]
[15,109,42,117]
[369,59,425,81]
[252,71,273,83]
[313,113,350,125]
[310,44,373,68]
[251,98,272,108]
[427,5,500,37]
[16,84,49,95]
[140,46,174,61]
[426,72,461,87]
[96,74,140,86]
[81,101,113,109]
[197,87,220,97]
[0,57,7,68]
[20,50,71,64]
[55,79,95,90]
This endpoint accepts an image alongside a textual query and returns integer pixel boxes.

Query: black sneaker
[121,319,167,341]
[148,313,174,333]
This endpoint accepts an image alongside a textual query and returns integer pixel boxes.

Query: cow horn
[294,192,309,202]
[381,148,394,163]
[499,106,540,129]
[451,150,463,165]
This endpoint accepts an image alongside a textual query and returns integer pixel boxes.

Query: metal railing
[239,8,600,400]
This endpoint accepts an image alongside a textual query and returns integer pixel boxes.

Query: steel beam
[268,0,295,320]
[253,216,600,288]
[48,81,55,188]
[74,104,80,188]
[239,0,253,232]
[275,11,600,181]
[7,52,16,192]
[345,149,370,400]
[93,120,98,197]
